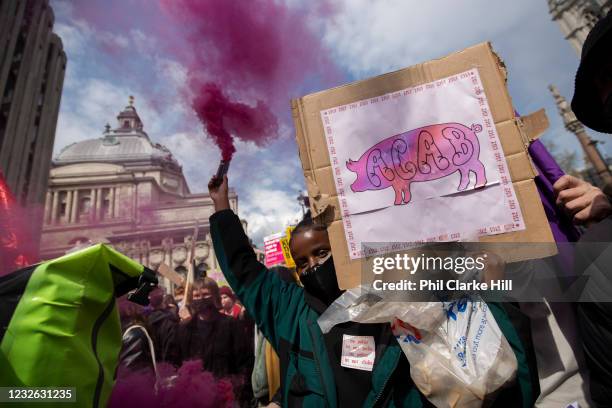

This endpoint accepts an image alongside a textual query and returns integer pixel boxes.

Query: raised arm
[207,175,304,348]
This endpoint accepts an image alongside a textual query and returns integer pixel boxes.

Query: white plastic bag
[318,286,517,408]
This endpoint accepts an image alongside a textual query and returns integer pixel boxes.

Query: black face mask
[192,297,217,314]
[300,255,343,306]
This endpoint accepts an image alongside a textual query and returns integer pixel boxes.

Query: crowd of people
[117,278,267,407]
[107,12,612,408]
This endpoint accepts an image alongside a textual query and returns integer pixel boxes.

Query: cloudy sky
[50,0,598,246]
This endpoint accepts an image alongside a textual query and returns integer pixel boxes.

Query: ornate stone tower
[548,0,611,55]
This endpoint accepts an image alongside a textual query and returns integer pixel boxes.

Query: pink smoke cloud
[62,0,341,161]
[192,83,278,160]
[160,0,340,160]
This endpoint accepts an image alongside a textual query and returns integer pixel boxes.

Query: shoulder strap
[123,324,159,392]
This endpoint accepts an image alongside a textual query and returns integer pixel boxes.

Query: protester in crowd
[208,174,539,407]
[220,286,245,319]
[163,294,179,317]
[117,297,155,372]
[177,277,254,405]
[557,9,612,406]
[519,137,594,407]
[554,6,612,223]
[252,266,297,407]
[145,287,180,365]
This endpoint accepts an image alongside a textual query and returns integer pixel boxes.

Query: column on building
[67,190,74,223]
[95,188,102,220]
[50,190,59,224]
[133,183,138,222]
[114,186,121,218]
[90,188,97,220]
[44,191,52,224]
[70,189,79,223]
[110,187,116,218]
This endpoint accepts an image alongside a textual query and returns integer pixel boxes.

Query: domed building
[40,98,238,290]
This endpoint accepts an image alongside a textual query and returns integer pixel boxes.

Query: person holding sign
[208,174,538,407]
[560,9,612,406]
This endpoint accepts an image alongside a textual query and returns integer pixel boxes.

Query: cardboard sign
[264,232,285,267]
[157,263,185,286]
[291,42,556,289]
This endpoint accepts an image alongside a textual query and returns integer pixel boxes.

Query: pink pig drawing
[346,123,487,205]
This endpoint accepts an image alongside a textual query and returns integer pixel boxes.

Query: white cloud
[322,0,590,158]
[324,0,533,78]
[154,57,188,87]
[240,187,304,246]
[162,132,220,187]
[54,109,100,155]
[54,21,91,56]
[54,77,178,154]
[97,31,130,49]
[130,29,157,54]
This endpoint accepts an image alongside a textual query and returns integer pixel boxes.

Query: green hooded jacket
[210,209,537,408]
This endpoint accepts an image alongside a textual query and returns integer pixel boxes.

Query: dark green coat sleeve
[209,209,306,349]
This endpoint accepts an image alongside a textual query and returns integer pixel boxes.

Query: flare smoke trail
[160,0,338,160]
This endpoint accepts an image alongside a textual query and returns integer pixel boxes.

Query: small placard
[340,334,375,371]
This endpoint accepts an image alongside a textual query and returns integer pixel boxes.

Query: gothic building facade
[548,0,612,54]
[40,100,238,290]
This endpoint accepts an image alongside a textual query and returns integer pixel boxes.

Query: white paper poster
[320,69,525,260]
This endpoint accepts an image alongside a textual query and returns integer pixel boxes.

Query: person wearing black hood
[555,10,612,406]
[553,8,612,225]
[177,277,254,405]
[207,175,538,407]
[146,287,180,365]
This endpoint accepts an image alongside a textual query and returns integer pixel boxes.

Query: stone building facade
[40,99,238,290]
[0,0,66,248]
[548,0,612,54]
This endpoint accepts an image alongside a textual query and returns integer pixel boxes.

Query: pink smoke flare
[160,0,339,160]
[192,83,278,161]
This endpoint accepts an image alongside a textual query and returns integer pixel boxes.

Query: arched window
[195,262,208,279]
